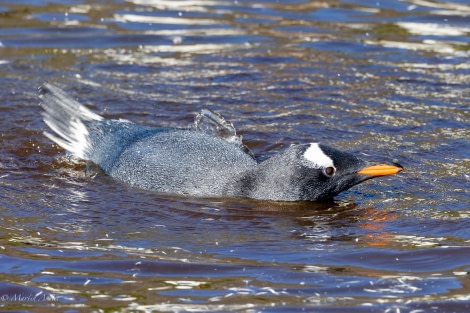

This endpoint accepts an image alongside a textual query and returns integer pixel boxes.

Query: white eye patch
[303,143,335,169]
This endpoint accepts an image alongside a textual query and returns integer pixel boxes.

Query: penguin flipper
[193,109,255,159]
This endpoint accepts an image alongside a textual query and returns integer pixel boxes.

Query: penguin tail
[39,83,103,159]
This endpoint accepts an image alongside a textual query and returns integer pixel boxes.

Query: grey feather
[39,83,396,201]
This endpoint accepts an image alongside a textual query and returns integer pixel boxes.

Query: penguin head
[239,142,403,201]
[294,143,403,201]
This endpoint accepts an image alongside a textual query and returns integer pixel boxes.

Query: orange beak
[357,164,403,177]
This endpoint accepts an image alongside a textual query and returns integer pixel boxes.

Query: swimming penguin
[39,83,402,202]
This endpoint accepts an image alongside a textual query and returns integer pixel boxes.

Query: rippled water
[0,0,469,312]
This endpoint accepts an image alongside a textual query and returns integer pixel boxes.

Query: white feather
[40,83,102,159]
[303,143,335,169]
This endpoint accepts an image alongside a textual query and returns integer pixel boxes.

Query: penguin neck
[227,154,307,201]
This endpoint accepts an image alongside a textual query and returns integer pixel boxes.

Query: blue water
[0,0,469,312]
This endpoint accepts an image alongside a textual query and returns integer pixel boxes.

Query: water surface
[0,0,469,312]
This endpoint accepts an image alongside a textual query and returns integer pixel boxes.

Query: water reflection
[404,0,470,14]
[113,14,219,25]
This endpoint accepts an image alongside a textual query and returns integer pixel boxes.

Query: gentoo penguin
[39,83,402,201]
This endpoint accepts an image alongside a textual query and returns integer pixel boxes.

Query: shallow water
[0,0,469,312]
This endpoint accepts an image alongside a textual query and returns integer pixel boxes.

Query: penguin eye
[323,166,336,177]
